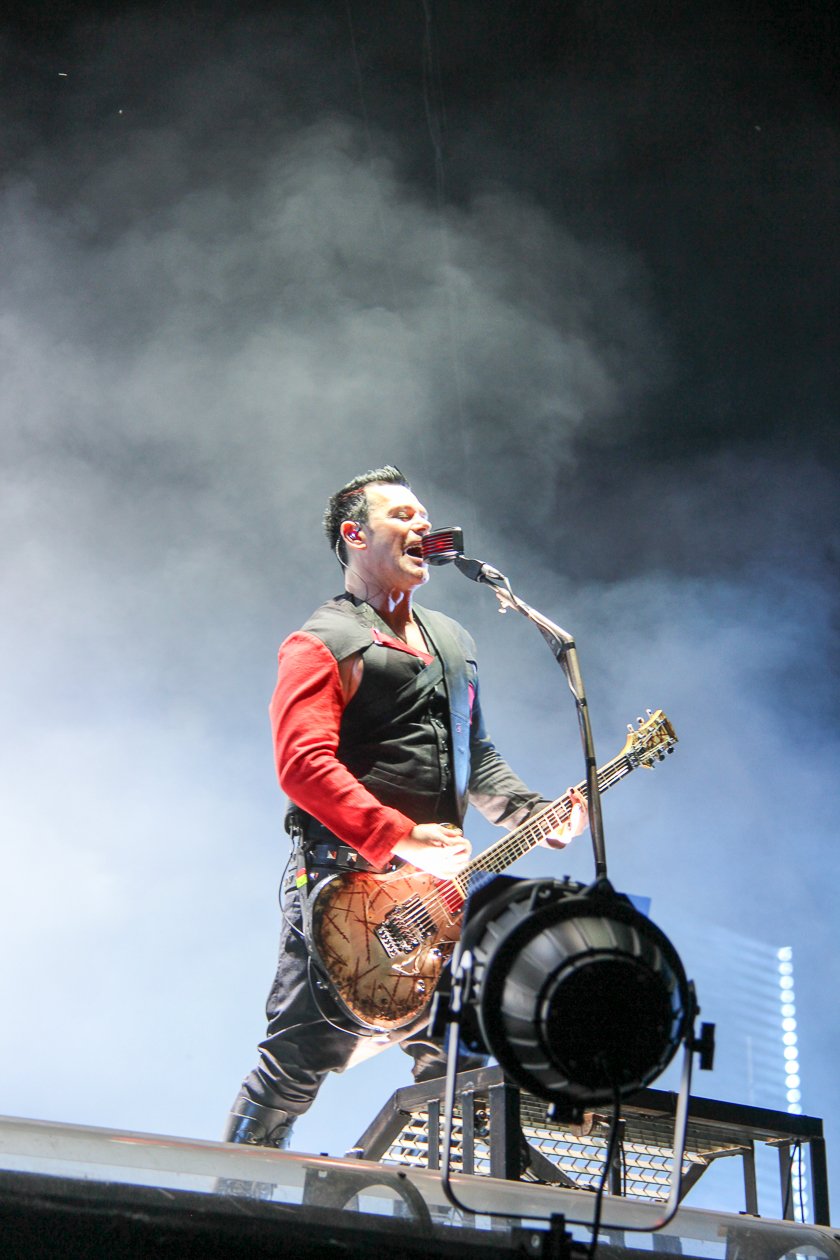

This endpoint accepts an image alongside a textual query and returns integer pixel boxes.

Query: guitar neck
[451,750,636,894]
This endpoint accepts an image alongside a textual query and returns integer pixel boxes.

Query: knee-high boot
[222,1094,294,1150]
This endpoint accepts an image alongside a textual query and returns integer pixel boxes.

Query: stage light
[452,876,696,1112]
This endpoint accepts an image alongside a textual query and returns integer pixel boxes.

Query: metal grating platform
[353,1065,830,1223]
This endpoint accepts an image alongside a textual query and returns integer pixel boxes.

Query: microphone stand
[432,543,713,1243]
[455,557,608,878]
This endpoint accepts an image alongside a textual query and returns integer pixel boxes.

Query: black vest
[298,594,477,827]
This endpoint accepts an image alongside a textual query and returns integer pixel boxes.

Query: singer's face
[356,484,431,592]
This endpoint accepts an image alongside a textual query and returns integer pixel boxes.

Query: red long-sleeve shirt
[269,631,422,868]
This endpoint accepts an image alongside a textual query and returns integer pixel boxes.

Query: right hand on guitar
[392,823,472,878]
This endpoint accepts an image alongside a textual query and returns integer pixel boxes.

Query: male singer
[223,465,587,1148]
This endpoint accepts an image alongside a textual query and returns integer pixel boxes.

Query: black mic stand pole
[455,557,608,879]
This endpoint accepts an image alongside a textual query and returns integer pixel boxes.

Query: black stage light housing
[452,876,694,1112]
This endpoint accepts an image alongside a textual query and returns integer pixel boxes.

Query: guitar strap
[413,606,473,819]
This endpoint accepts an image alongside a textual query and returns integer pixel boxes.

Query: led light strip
[778,946,807,1220]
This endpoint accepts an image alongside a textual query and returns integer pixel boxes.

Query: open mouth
[404,543,425,561]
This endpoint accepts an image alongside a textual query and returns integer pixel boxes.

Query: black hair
[323,465,410,564]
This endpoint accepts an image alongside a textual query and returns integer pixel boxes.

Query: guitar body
[306,712,676,1034]
[309,869,462,1031]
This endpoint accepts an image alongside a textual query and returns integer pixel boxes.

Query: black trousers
[238,895,484,1120]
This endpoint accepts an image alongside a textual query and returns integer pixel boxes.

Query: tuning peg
[627,724,635,734]
[637,716,644,726]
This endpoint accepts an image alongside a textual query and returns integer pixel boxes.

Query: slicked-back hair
[324,465,410,564]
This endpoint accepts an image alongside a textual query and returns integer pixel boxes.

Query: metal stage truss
[0,1100,835,1260]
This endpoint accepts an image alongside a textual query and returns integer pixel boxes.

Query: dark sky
[1,0,838,1218]
[7,1,838,564]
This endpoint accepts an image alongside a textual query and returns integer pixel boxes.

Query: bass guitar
[309,710,677,1032]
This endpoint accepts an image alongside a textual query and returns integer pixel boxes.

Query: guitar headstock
[622,710,677,768]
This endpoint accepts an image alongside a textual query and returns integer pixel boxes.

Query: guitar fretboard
[395,711,675,927]
[435,751,637,910]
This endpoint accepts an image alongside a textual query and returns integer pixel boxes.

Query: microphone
[421,526,464,566]
[421,527,506,586]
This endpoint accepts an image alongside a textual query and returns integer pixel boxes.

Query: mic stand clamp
[462,560,608,880]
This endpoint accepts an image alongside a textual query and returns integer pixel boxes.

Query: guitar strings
[392,751,637,938]
[386,716,671,938]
